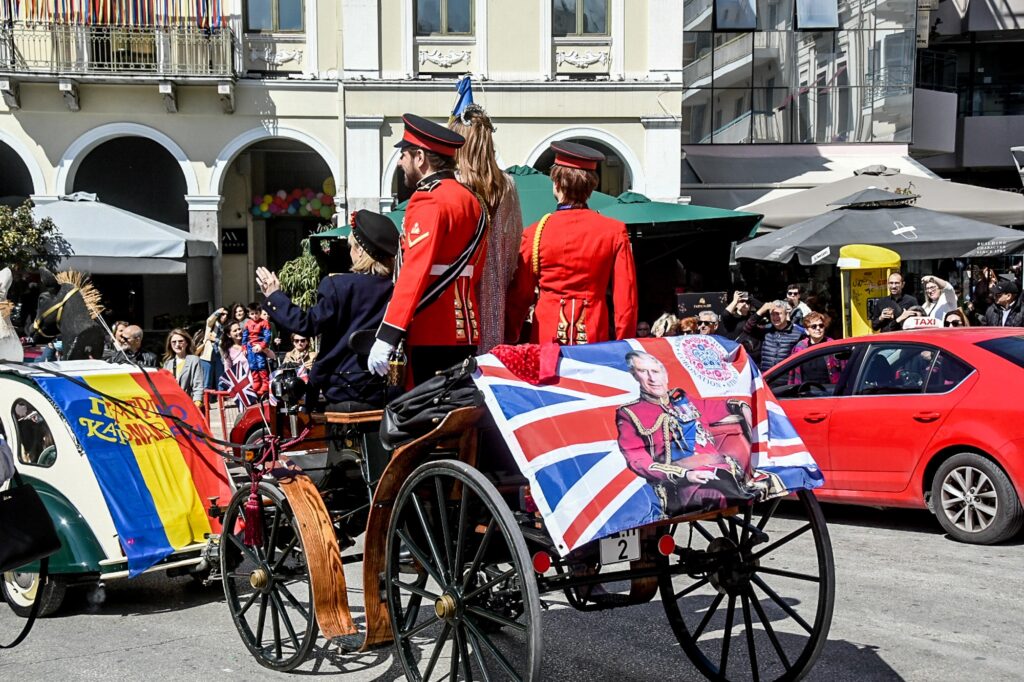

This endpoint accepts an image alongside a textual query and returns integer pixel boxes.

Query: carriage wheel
[659,490,835,682]
[385,459,542,681]
[220,482,318,671]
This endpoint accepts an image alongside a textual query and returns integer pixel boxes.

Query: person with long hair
[162,327,205,405]
[505,141,637,345]
[258,210,399,405]
[449,104,524,352]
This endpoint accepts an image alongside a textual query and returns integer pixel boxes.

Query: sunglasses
[293,338,309,343]
[697,320,715,327]
[807,323,825,329]
[945,320,963,327]
[787,291,799,296]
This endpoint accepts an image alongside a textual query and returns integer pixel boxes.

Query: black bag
[380,358,484,450]
[1,472,62,648]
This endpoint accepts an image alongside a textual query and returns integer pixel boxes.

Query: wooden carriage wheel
[658,490,835,682]
[385,459,543,681]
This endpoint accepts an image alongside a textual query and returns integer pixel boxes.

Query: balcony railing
[0,24,234,78]
[862,66,913,107]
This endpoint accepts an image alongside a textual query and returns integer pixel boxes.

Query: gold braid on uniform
[531,213,553,276]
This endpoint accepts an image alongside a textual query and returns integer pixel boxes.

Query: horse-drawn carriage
[214,335,835,681]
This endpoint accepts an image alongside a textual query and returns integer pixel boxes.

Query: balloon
[260,202,269,212]
[287,205,296,215]
[305,189,315,199]
[261,210,271,218]
[310,199,322,211]
[276,189,286,199]
[323,177,336,195]
[323,194,334,205]
[299,207,309,216]
[251,206,262,216]
[263,194,272,204]
[319,206,333,219]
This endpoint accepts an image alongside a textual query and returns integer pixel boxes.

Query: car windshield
[976,335,1024,370]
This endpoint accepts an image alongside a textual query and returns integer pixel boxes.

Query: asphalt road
[2,503,1022,681]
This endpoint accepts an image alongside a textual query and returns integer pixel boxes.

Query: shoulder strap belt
[414,191,490,316]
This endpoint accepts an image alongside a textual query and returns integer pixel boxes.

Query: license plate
[599,529,640,566]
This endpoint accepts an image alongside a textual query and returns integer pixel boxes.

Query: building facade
[0,0,930,319]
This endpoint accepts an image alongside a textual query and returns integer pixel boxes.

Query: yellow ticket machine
[837,244,901,337]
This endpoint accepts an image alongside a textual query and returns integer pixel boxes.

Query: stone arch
[55,122,199,196]
[0,130,47,196]
[210,127,340,199]
[525,126,646,195]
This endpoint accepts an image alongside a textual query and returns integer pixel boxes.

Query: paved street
[2,503,1022,681]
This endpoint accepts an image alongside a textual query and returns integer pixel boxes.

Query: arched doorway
[217,137,334,305]
[0,142,35,208]
[532,138,632,197]
[72,136,189,228]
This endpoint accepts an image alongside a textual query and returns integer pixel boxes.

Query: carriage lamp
[657,534,677,557]
[532,551,552,574]
[206,496,224,521]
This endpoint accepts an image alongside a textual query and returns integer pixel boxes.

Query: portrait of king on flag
[473,336,823,556]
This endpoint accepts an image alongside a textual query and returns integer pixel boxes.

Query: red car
[765,328,1024,544]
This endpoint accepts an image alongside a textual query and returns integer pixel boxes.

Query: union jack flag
[218,360,256,410]
[473,336,822,556]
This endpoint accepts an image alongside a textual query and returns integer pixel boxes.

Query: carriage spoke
[435,478,455,581]
[255,593,269,646]
[757,566,821,583]
[272,536,300,572]
[693,591,725,641]
[463,568,516,602]
[673,576,710,601]
[392,576,440,602]
[739,505,753,546]
[397,526,445,586]
[421,623,452,682]
[756,498,781,531]
[413,494,451,583]
[464,615,523,682]
[461,518,496,592]
[747,584,792,671]
[464,625,493,682]
[400,612,441,640]
[751,523,812,561]
[455,626,473,681]
[465,604,528,632]
[236,589,260,618]
[448,626,461,682]
[720,594,736,676]
[453,484,470,581]
[270,591,301,652]
[716,515,734,542]
[741,592,760,682]
[265,507,282,564]
[692,521,716,542]
[227,531,261,566]
[276,582,311,622]
[270,592,283,658]
[751,575,813,634]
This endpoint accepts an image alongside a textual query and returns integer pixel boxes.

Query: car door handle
[804,412,828,423]
[913,412,941,423]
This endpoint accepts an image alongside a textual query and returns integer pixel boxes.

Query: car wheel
[931,453,1024,544]
[2,569,68,617]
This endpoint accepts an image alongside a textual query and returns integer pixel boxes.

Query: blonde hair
[651,313,680,337]
[350,244,394,278]
[449,105,509,214]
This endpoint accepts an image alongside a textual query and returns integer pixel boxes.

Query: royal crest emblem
[671,336,739,391]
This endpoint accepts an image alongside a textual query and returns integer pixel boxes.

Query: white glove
[368,339,395,376]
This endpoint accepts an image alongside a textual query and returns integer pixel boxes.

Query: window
[245,0,303,32]
[852,345,970,396]
[417,0,473,36]
[769,347,854,399]
[716,0,757,30]
[12,399,56,468]
[977,335,1024,369]
[795,0,839,29]
[553,0,609,37]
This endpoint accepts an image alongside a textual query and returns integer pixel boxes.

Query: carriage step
[330,633,365,653]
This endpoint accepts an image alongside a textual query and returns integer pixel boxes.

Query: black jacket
[871,293,918,333]
[721,309,763,365]
[264,273,394,404]
[983,301,1024,327]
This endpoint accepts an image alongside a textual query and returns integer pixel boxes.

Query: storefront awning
[681,144,939,210]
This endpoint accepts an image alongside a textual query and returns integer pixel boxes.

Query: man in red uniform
[505,141,637,345]
[369,113,487,384]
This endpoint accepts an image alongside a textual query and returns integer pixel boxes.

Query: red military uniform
[506,207,637,345]
[376,171,486,348]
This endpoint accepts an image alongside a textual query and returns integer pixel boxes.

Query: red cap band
[553,154,599,171]
[402,128,460,157]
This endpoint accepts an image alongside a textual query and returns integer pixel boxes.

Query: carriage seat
[325,400,384,429]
